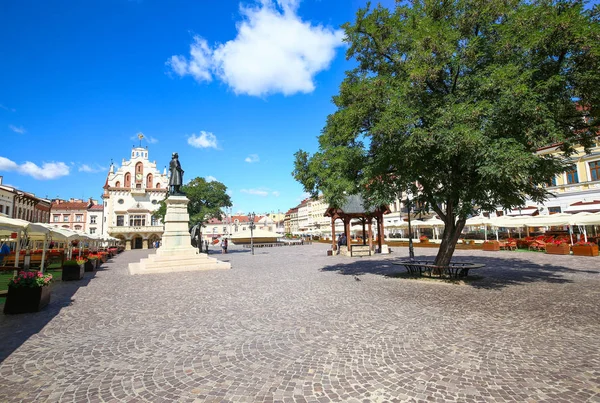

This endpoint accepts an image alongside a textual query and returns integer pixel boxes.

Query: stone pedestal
[129,196,231,275]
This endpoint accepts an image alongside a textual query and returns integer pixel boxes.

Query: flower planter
[84,259,95,272]
[482,242,500,251]
[62,264,84,281]
[571,244,599,257]
[545,243,571,255]
[4,286,51,314]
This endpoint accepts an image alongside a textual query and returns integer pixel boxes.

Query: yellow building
[536,138,600,213]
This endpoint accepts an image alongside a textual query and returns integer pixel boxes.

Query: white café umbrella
[0,217,50,271]
[465,216,493,241]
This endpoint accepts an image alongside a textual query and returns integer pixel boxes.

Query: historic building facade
[102,146,169,250]
[51,198,96,231]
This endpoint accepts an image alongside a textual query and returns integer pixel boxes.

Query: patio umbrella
[0,217,50,271]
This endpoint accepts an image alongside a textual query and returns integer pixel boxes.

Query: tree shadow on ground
[0,261,103,363]
[320,254,590,290]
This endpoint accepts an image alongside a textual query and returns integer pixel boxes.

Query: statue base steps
[128,195,231,275]
[129,247,230,274]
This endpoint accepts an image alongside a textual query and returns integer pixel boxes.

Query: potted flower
[83,256,96,272]
[62,259,84,281]
[87,255,99,270]
[571,241,599,257]
[545,239,571,255]
[4,271,53,314]
[419,235,429,244]
[482,240,500,251]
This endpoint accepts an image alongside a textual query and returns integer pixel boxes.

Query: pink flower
[37,272,43,278]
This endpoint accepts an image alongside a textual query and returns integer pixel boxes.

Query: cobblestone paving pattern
[0,244,599,402]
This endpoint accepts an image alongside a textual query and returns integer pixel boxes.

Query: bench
[393,260,485,279]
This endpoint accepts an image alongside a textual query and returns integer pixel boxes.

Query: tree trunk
[434,217,466,267]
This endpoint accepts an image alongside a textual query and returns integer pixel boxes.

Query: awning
[564,200,600,213]
[506,207,538,216]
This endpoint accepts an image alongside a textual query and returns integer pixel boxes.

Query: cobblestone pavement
[1,244,599,402]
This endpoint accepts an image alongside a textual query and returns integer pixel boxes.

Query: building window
[590,160,600,181]
[5,206,9,216]
[566,165,579,184]
[546,176,557,187]
[53,215,60,223]
[151,216,159,226]
[548,206,562,214]
[90,215,97,224]
[118,199,124,204]
[90,228,96,234]
[129,215,146,227]
[63,215,69,222]
[115,181,121,188]
[117,215,124,226]
[75,214,83,222]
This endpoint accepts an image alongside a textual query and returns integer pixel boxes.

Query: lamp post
[248,212,256,255]
[404,194,415,260]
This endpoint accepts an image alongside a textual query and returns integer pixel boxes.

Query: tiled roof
[88,204,104,211]
[52,201,90,210]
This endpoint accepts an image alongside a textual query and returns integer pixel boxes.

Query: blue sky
[0,0,398,215]
[2,0,596,215]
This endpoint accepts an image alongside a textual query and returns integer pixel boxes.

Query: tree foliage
[154,177,233,227]
[293,0,600,265]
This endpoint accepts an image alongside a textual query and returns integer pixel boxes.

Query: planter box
[482,242,500,251]
[84,260,96,272]
[62,264,84,281]
[572,244,599,257]
[546,243,571,255]
[4,286,51,314]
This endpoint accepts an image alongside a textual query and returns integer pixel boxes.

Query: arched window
[146,174,153,188]
[156,183,161,189]
[124,173,131,188]
[115,181,121,188]
[136,162,143,174]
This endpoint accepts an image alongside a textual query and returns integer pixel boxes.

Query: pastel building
[102,146,169,250]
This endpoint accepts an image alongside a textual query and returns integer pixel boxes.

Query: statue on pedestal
[168,152,184,196]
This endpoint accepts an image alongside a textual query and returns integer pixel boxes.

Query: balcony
[108,225,164,234]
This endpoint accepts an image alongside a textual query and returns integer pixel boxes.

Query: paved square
[0,244,599,402]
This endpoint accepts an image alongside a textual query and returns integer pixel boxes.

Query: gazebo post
[345,218,351,245]
[331,217,336,251]
[368,220,373,252]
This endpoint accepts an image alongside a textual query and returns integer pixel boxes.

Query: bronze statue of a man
[168,152,184,195]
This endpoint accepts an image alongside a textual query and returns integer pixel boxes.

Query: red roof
[51,201,90,210]
[88,204,104,211]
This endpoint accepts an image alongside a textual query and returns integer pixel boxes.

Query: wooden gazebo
[324,195,390,254]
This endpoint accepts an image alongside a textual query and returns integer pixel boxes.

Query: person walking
[221,238,228,254]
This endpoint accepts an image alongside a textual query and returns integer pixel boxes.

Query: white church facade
[102,146,169,250]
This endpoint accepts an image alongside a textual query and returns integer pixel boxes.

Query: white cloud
[244,154,260,163]
[0,156,70,180]
[0,104,16,112]
[8,125,26,134]
[187,131,218,149]
[240,188,269,196]
[147,136,159,144]
[206,175,217,182]
[79,164,107,173]
[167,0,344,96]
[0,157,19,171]
[272,191,280,197]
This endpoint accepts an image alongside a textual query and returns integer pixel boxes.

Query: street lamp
[248,212,256,255]
[404,193,415,260]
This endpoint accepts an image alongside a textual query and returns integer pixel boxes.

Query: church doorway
[132,236,143,249]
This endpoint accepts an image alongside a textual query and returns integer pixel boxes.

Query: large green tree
[294,0,600,266]
[154,177,232,226]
